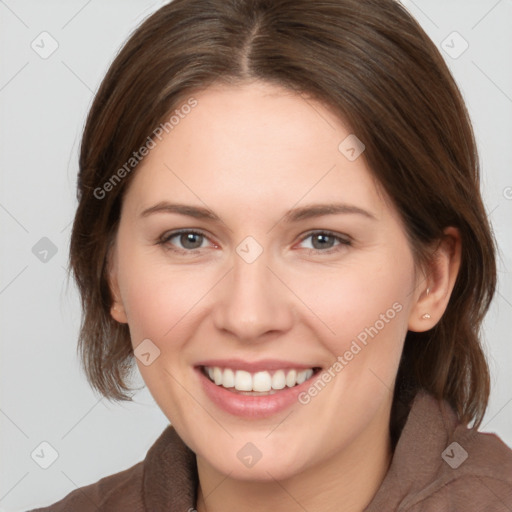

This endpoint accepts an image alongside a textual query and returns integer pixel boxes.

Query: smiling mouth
[200,365,322,395]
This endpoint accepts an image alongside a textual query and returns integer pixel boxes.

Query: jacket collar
[143,424,198,511]
[364,390,458,511]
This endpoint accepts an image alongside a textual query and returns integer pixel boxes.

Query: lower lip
[196,367,320,419]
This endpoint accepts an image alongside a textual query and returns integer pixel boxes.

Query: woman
[30,0,512,510]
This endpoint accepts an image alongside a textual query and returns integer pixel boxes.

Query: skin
[108,81,461,512]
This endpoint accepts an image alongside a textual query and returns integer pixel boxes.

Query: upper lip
[195,358,322,373]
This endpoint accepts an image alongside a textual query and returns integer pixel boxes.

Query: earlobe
[408,227,461,332]
[106,244,128,324]
[419,288,432,320]
[110,300,128,324]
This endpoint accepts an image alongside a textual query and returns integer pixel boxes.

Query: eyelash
[157,229,352,256]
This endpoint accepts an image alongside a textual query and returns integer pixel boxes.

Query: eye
[297,230,352,254]
[157,229,351,255]
[158,229,213,253]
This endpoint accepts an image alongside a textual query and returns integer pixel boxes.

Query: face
[108,81,424,481]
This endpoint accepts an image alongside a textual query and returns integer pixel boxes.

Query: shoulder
[366,390,512,512]
[398,392,512,511]
[26,424,196,512]
[27,460,145,512]
[407,429,512,511]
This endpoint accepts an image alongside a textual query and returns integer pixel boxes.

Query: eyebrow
[139,201,377,222]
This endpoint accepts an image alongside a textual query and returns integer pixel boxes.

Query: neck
[195,415,392,512]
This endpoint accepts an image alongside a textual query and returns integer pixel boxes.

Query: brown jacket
[29,390,512,511]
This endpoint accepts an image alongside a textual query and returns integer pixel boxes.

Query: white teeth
[235,370,253,391]
[253,371,272,392]
[223,368,235,388]
[286,369,297,387]
[272,370,286,390]
[296,370,308,385]
[204,366,315,391]
[213,367,223,385]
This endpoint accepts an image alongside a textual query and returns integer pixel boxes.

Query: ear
[408,227,461,332]
[106,242,128,324]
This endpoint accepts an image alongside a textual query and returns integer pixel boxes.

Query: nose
[212,246,295,342]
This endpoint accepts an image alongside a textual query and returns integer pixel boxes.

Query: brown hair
[69,0,496,430]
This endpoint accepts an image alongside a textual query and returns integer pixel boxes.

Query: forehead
[124,81,386,220]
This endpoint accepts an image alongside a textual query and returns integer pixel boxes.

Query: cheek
[116,256,210,418]
[290,255,413,439]
[292,254,413,373]
[115,228,210,335]
[116,254,224,405]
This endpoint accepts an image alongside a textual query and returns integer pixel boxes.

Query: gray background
[0,0,511,510]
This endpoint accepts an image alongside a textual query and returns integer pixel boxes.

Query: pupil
[313,234,333,250]
[182,233,202,249]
